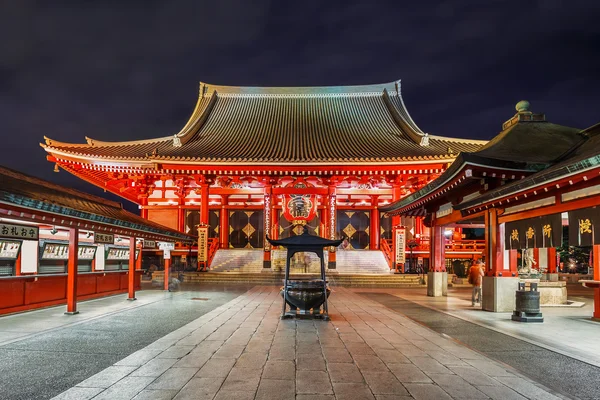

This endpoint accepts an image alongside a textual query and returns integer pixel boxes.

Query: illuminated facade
[42,81,486,268]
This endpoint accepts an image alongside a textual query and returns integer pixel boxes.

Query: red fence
[0,271,142,316]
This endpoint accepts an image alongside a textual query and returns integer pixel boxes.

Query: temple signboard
[0,223,38,240]
[394,227,406,265]
[94,233,114,244]
[198,227,208,262]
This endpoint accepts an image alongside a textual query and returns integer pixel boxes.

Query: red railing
[202,238,219,271]
[380,239,393,269]
[0,271,141,316]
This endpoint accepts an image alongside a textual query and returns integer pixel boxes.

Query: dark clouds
[1,0,599,210]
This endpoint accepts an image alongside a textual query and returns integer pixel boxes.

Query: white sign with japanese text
[0,223,38,240]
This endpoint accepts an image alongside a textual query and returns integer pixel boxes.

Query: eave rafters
[461,167,600,215]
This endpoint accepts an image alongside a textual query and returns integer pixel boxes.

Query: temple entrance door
[278,210,321,239]
[229,210,264,249]
[337,210,370,249]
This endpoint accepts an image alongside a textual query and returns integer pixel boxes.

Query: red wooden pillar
[593,245,600,319]
[271,204,279,240]
[177,205,185,232]
[370,196,380,250]
[65,227,79,315]
[547,247,557,273]
[219,195,229,248]
[486,209,505,276]
[127,236,137,301]
[200,184,209,225]
[164,257,171,291]
[140,196,149,219]
[391,184,402,228]
[429,224,446,272]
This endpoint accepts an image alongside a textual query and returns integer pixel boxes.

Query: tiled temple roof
[41,81,485,165]
[0,166,195,242]
[381,101,588,215]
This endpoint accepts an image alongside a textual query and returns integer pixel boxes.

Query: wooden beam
[499,194,600,224]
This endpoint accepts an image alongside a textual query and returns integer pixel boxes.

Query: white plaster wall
[95,244,105,271]
[20,240,38,273]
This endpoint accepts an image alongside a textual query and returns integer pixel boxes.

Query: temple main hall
[41,81,486,271]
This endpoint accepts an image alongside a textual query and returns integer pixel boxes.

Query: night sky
[1,1,599,212]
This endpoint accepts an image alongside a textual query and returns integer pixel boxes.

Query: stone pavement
[52,286,566,400]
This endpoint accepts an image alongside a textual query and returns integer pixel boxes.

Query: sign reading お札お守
[0,223,38,240]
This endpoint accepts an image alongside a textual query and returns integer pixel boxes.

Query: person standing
[468,260,485,306]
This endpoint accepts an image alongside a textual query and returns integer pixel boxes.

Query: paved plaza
[39,286,579,400]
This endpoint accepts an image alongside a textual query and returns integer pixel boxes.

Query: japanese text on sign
[94,233,114,244]
[0,223,38,240]
[395,228,406,264]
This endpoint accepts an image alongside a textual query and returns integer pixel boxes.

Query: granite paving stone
[410,356,452,374]
[297,353,327,371]
[262,360,296,380]
[131,389,179,400]
[212,390,255,400]
[332,382,376,400]
[255,378,295,400]
[327,362,364,383]
[234,351,268,369]
[51,387,104,400]
[76,365,138,388]
[147,367,199,390]
[196,357,237,378]
[47,287,569,400]
[387,363,432,383]
[403,383,453,400]
[296,370,334,395]
[173,377,225,400]
[475,384,528,400]
[427,373,488,399]
[131,358,179,377]
[156,345,195,359]
[92,376,155,400]
[362,371,409,395]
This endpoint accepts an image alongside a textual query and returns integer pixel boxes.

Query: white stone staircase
[209,249,264,273]
[335,250,391,274]
[209,249,391,274]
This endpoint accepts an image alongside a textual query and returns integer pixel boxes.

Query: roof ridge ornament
[420,133,429,147]
[502,100,546,130]
[173,134,182,147]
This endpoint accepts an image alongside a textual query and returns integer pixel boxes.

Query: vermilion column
[593,245,600,319]
[140,196,149,219]
[429,224,446,272]
[370,195,380,250]
[178,205,185,232]
[220,195,229,248]
[547,247,557,273]
[164,257,171,291]
[486,209,506,276]
[128,237,137,301]
[271,204,279,240]
[65,227,79,315]
[391,184,402,228]
[200,184,209,225]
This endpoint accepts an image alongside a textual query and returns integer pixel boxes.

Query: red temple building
[383,101,600,316]
[41,81,486,271]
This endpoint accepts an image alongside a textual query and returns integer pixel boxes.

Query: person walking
[468,260,485,306]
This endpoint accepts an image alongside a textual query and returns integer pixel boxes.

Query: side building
[41,81,486,271]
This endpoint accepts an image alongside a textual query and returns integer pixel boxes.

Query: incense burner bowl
[281,279,330,315]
